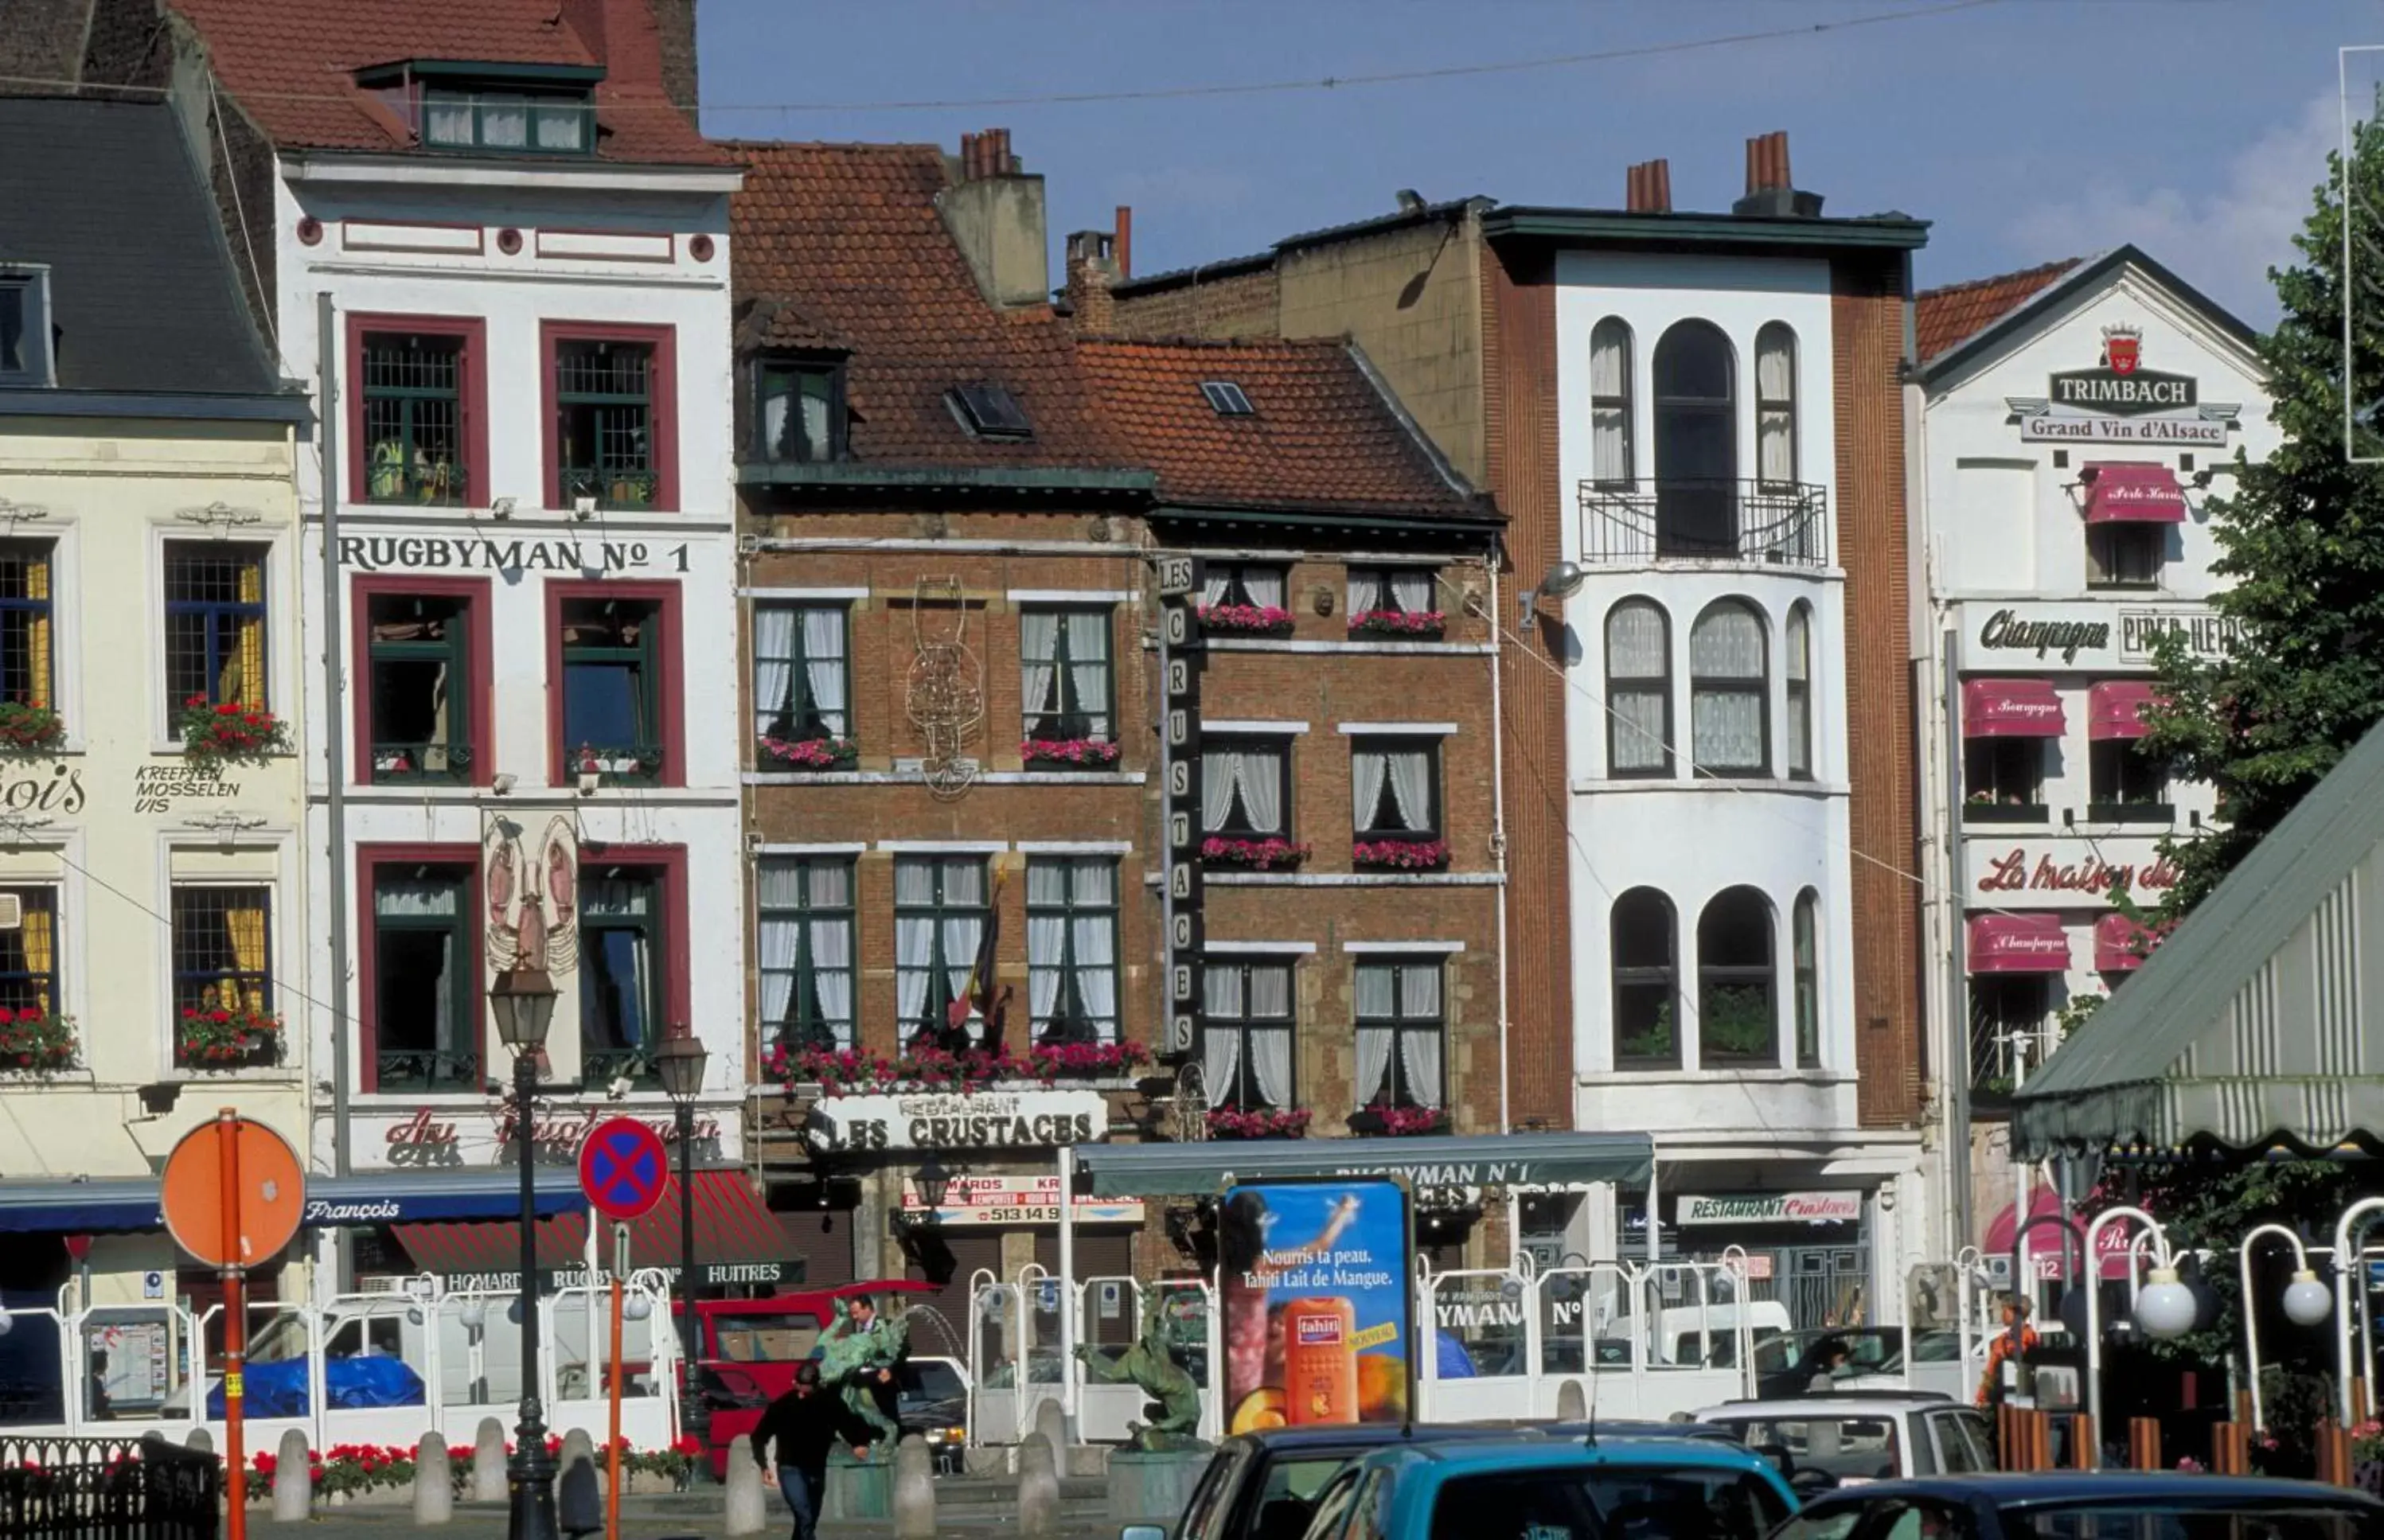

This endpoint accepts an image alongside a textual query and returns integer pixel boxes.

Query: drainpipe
[1485,553,1511,1140]
[318,292,353,1186]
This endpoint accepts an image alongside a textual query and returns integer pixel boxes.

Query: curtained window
[755,358,845,463]
[1201,957,1294,1110]
[361,331,467,504]
[561,598,663,782]
[1793,889,1820,1069]
[1606,598,1672,777]
[372,867,476,1090]
[1611,888,1678,1068]
[1020,608,1113,743]
[895,856,989,1039]
[757,857,855,1051]
[421,88,591,154]
[0,540,53,712]
[1345,567,1438,618]
[1698,887,1777,1066]
[171,886,273,1067]
[1690,599,1767,776]
[164,544,269,723]
[582,873,666,1085]
[1200,735,1291,835]
[368,593,470,782]
[1754,322,1798,489]
[1590,317,1635,487]
[1198,563,1287,610]
[0,887,57,1019]
[1354,959,1444,1110]
[1784,603,1812,781]
[1350,736,1439,837]
[752,603,849,743]
[1027,858,1118,1044]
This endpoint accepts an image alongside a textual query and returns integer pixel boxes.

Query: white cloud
[2010,91,2336,325]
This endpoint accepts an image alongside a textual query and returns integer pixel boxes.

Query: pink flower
[1352,838,1450,870]
[1347,609,1446,636]
[1194,603,1295,635]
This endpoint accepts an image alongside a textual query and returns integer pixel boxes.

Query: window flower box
[758,735,859,770]
[1201,836,1311,871]
[1196,603,1294,637]
[1347,1103,1446,1136]
[1352,838,1449,871]
[1020,738,1122,768]
[178,697,289,764]
[1348,609,1446,640]
[773,1039,1149,1096]
[0,1008,76,1073]
[0,703,65,754]
[1206,1105,1310,1140]
[178,1005,282,1069]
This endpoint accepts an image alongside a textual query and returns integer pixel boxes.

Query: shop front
[1620,1187,1874,1331]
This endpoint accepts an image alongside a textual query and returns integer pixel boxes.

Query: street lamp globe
[655,1032,708,1103]
[488,965,558,1052]
[2284,1269,2335,1327]
[2134,1267,2199,1340]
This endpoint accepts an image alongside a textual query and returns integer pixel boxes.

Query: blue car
[1771,1472,2384,1540]
[1293,1434,1798,1540]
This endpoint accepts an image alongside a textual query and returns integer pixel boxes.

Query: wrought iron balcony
[1576,478,1830,567]
[377,1048,482,1091]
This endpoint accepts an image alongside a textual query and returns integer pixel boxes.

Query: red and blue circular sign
[578,1117,669,1221]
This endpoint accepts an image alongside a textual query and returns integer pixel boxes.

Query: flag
[946,871,1005,1032]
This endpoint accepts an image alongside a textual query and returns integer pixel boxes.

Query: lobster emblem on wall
[907,575,985,801]
[486,814,579,975]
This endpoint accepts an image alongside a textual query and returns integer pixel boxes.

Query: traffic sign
[161,1116,303,1269]
[578,1117,669,1221]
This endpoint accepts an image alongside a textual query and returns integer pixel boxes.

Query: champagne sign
[1156,554,1205,1059]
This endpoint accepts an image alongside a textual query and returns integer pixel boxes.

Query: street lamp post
[2332,1198,2384,1421]
[2240,1223,2335,1434]
[489,963,560,1540]
[2081,1204,2197,1468]
[655,1032,711,1476]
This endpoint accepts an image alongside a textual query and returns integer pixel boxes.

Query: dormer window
[0,268,53,388]
[423,89,591,154]
[755,357,846,463]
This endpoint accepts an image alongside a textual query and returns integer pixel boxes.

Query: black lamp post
[654,1031,711,1476]
[489,963,560,1540]
[913,1155,954,1214]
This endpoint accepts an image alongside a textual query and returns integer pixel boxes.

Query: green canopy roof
[1068,1132,1654,1198]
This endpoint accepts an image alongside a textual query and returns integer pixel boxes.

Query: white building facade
[1911,247,2276,1259]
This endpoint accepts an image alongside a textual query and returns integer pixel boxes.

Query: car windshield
[1426,1465,1790,1540]
[2011,1506,2384,1540]
[1723,1415,1900,1481]
[1753,1330,1906,1376]
[899,1361,963,1399]
[709,1312,824,1363]
[1247,1456,1348,1540]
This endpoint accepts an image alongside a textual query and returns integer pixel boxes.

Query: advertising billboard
[1219,1177,1413,1433]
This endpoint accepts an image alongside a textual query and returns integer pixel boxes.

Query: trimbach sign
[2013,325,2232,446]
[2046,324,2195,415]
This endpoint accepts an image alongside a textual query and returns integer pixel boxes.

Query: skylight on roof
[1200,380,1254,416]
[950,384,1032,440]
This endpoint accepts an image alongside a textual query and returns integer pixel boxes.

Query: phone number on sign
[905,1203,1065,1225]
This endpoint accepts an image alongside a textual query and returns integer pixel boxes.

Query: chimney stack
[1063,230,1119,332]
[1625,159,1672,215]
[1114,205,1132,281]
[941,127,1051,310]
[1731,131,1824,218]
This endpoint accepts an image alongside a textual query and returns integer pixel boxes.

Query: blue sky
[699,1,2380,329]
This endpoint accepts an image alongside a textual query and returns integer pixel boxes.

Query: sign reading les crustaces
[1157,554,1205,1059]
[1219,1177,1414,1435]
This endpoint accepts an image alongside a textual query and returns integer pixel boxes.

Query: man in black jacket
[751,1361,880,1540]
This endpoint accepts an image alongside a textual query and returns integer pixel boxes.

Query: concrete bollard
[1032,1395,1071,1456]
[413,1432,452,1525]
[892,1434,936,1540]
[556,1429,601,1535]
[1017,1431,1060,1540]
[724,1435,767,1536]
[472,1418,507,1503]
[1555,1379,1587,1421]
[185,1427,213,1454]
[272,1429,310,1521]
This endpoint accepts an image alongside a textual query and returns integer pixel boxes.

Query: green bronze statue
[816,1292,907,1456]
[1075,1285,1206,1452]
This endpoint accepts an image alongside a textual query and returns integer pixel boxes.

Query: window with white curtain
[757,857,856,1051]
[1355,959,1445,1111]
[1590,317,1635,487]
[1202,957,1294,1109]
[1755,322,1798,488]
[894,856,989,1043]
[1699,886,1777,1066]
[1020,607,1112,742]
[1027,857,1118,1044]
[1344,567,1438,618]
[1792,888,1820,1069]
[1350,737,1439,837]
[1200,735,1291,835]
[752,603,848,743]
[1198,563,1287,610]
[1689,599,1767,776]
[1606,599,1672,777]
[1784,604,1812,780]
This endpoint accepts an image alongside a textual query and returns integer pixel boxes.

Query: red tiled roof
[163,0,727,166]
[1075,337,1479,517]
[1916,257,2081,364]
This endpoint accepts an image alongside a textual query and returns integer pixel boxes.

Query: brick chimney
[1063,229,1120,332]
[942,128,1051,310]
[1731,131,1824,218]
[560,0,697,130]
[1625,159,1672,214]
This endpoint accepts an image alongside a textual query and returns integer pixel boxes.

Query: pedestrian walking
[752,1360,879,1540]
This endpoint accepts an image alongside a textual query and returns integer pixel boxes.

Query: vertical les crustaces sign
[1155,556,1204,1064]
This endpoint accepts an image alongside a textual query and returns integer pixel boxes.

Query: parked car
[895,1355,970,1474]
[1119,1425,1543,1540]
[684,1279,938,1481]
[1694,1395,1993,1487]
[1750,1329,1968,1402]
[1769,1472,2384,1540]
[1288,1435,1797,1539]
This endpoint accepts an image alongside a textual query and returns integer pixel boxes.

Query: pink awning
[2086,679,2160,740]
[2094,913,2164,973]
[1983,1186,2136,1280]
[2082,462,2187,524]
[1968,912,2071,973]
[1962,677,2066,739]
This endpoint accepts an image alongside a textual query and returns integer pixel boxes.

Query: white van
[1594,1300,1794,1367]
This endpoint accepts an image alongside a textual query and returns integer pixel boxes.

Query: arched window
[1606,598,1671,777]
[1690,600,1767,776]
[1793,889,1820,1068]
[1590,318,1635,487]
[1755,322,1798,488]
[1699,887,1777,1066]
[1652,320,1737,555]
[1785,602,1812,780]
[1611,889,1677,1068]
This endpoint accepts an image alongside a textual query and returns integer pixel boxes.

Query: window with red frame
[560,596,665,785]
[556,338,660,510]
[366,592,476,782]
[370,864,478,1091]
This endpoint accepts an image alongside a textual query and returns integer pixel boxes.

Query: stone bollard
[724,1436,767,1536]
[557,1429,602,1535]
[892,1434,936,1540]
[185,1427,213,1454]
[1555,1379,1587,1421]
[272,1429,310,1521]
[1032,1395,1071,1456]
[413,1433,452,1526]
[472,1418,506,1503]
[1017,1432,1060,1540]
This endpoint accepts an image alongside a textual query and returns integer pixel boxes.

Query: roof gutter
[738,462,1155,493]
[282,155,741,194]
[1482,209,1930,251]
[1153,501,1504,537]
[0,389,313,424]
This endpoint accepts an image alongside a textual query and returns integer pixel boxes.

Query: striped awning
[395,1169,810,1290]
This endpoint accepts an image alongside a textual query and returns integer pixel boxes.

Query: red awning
[1962,678,2066,739]
[395,1169,812,1289]
[1968,912,2071,973]
[1983,1186,2136,1280]
[2094,913,2164,973]
[2086,679,2160,740]
[2082,462,2187,524]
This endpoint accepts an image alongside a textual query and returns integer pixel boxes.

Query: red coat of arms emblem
[2101,325,2141,375]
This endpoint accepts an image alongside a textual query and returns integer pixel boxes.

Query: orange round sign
[161,1115,304,1269]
